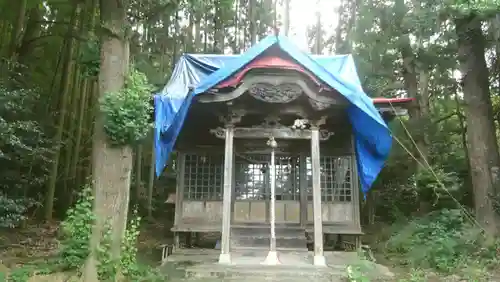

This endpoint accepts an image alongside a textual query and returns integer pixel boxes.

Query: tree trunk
[454,92,473,207]
[249,0,257,45]
[72,78,89,189]
[81,80,99,184]
[44,3,80,221]
[64,6,87,197]
[69,1,93,192]
[283,0,290,36]
[213,1,224,53]
[314,2,322,55]
[172,11,179,69]
[234,0,240,52]
[62,65,80,209]
[82,0,132,279]
[135,144,143,208]
[456,14,500,236]
[9,0,27,58]
[400,35,430,163]
[147,134,155,219]
[194,11,202,52]
[186,12,194,53]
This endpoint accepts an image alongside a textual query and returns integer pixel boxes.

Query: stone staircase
[231,224,308,251]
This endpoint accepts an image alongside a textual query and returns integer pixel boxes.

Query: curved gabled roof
[154,35,406,194]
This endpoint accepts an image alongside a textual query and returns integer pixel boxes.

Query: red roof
[215,55,326,89]
[372,97,415,104]
[213,55,415,106]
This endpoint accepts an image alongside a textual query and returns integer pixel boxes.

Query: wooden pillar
[263,137,280,265]
[174,152,185,227]
[174,152,185,250]
[219,125,234,264]
[299,153,308,227]
[311,126,326,266]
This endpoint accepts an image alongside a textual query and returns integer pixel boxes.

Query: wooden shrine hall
[154,36,413,266]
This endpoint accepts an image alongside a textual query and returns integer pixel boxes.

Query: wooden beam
[210,126,334,140]
[198,74,347,106]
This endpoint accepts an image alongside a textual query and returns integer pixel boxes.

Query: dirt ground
[0,221,170,281]
[1,223,498,282]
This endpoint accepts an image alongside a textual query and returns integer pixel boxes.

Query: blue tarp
[154,35,392,195]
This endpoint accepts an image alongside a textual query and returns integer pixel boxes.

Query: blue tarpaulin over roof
[154,35,392,195]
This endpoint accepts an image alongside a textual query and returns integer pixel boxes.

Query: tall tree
[455,12,500,236]
[83,0,132,279]
[44,2,81,221]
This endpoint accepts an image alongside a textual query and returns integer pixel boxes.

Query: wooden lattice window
[234,154,300,201]
[306,155,353,202]
[275,155,300,201]
[183,153,224,200]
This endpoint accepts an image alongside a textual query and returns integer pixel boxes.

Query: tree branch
[433,112,458,124]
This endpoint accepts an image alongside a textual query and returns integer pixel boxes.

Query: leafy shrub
[385,209,498,273]
[99,68,153,146]
[59,186,95,270]
[58,184,163,281]
[373,165,462,223]
[78,36,101,77]
[0,193,27,228]
[413,167,461,208]
[0,84,53,219]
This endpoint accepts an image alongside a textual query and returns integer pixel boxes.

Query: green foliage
[0,81,52,228]
[397,269,428,282]
[0,193,28,228]
[346,264,371,282]
[413,167,462,207]
[372,165,462,224]
[5,266,33,282]
[447,0,500,16]
[94,209,144,280]
[59,186,95,270]
[385,209,499,273]
[120,209,141,275]
[58,185,163,281]
[78,37,101,78]
[346,266,369,282]
[99,68,153,147]
[345,251,375,282]
[0,84,53,184]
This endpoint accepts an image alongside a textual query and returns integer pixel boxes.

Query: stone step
[231,236,307,250]
[185,264,346,282]
[231,226,306,239]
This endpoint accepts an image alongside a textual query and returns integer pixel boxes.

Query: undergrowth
[2,186,165,282]
[383,209,499,278]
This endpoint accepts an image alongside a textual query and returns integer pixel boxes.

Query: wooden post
[219,126,234,264]
[173,152,185,250]
[263,137,280,265]
[299,153,307,227]
[351,134,361,229]
[174,153,185,228]
[270,147,276,252]
[311,126,326,266]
